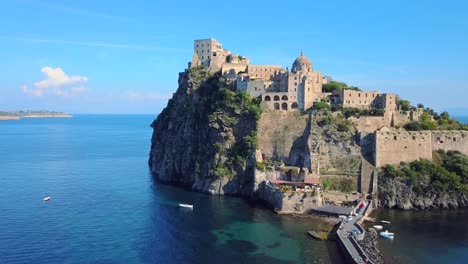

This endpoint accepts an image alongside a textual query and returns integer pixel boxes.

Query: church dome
[292,52,313,73]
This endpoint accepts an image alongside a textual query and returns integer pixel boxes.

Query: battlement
[375,129,468,167]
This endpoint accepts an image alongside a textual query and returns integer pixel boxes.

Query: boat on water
[379,230,394,239]
[179,203,193,209]
[43,196,51,201]
[381,220,391,224]
[373,225,383,230]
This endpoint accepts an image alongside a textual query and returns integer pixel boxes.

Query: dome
[291,52,313,73]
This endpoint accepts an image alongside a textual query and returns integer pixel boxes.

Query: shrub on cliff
[322,81,361,93]
[380,151,468,195]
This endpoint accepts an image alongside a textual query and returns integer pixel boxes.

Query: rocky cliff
[378,151,468,210]
[379,176,468,210]
[149,66,362,201]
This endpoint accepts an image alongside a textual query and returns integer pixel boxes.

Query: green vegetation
[188,67,263,179]
[255,162,266,171]
[336,123,350,132]
[321,176,356,193]
[341,107,385,118]
[404,110,467,131]
[322,81,361,93]
[279,185,293,193]
[213,164,231,178]
[380,150,468,195]
[312,101,330,111]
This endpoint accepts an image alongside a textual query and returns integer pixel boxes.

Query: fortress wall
[375,131,433,167]
[350,115,390,133]
[432,130,468,155]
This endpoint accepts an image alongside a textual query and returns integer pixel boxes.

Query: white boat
[379,230,394,239]
[179,203,193,209]
[43,196,51,201]
[381,220,391,224]
[373,225,383,230]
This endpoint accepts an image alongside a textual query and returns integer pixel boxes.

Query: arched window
[282,95,288,101]
[281,102,288,110]
[291,102,299,109]
[274,103,280,110]
[264,96,271,101]
[274,95,280,101]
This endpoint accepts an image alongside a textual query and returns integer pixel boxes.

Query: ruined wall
[375,130,433,167]
[350,115,390,133]
[432,130,468,154]
[374,130,468,167]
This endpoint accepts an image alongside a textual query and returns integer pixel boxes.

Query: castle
[190,38,400,114]
[189,39,468,173]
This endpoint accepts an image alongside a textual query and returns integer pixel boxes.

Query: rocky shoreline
[358,228,384,264]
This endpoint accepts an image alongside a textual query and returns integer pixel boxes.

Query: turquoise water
[0,115,342,264]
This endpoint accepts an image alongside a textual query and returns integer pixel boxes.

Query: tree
[313,101,330,111]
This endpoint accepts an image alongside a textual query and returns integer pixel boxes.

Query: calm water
[0,115,342,264]
[372,209,468,264]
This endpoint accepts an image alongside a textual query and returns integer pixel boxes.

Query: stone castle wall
[432,130,468,154]
[375,130,468,167]
[375,130,433,167]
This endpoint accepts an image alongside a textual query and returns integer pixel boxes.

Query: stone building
[190,39,324,111]
[330,89,397,111]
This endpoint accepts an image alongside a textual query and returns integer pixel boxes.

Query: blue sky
[1,0,467,114]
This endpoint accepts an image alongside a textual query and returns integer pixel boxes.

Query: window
[394,136,397,140]
[358,93,361,97]
[294,77,297,80]
[202,56,204,59]
[294,82,297,86]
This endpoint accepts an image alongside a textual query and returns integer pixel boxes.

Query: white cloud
[22,67,88,97]
[123,90,171,102]
[34,67,88,88]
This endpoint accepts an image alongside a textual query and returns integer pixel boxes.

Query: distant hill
[0,110,71,120]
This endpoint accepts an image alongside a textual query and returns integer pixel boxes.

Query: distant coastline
[0,111,71,121]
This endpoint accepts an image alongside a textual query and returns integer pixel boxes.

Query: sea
[0,115,342,264]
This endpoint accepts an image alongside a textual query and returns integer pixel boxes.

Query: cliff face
[379,176,468,210]
[149,66,361,200]
[149,67,260,195]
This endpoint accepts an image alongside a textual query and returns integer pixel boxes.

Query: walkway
[336,199,374,264]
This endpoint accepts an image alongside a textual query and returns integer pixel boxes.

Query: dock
[335,199,375,264]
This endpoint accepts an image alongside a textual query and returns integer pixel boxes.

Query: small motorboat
[381,220,391,224]
[43,196,51,201]
[179,203,193,209]
[379,230,394,239]
[373,225,383,230]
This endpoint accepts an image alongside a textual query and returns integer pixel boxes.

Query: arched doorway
[274,103,280,110]
[264,95,271,101]
[282,95,288,101]
[291,102,299,109]
[274,95,280,101]
[281,102,288,110]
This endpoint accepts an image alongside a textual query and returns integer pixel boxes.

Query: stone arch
[281,102,288,110]
[274,95,280,101]
[264,95,271,101]
[291,102,299,109]
[274,103,280,110]
[282,95,288,101]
